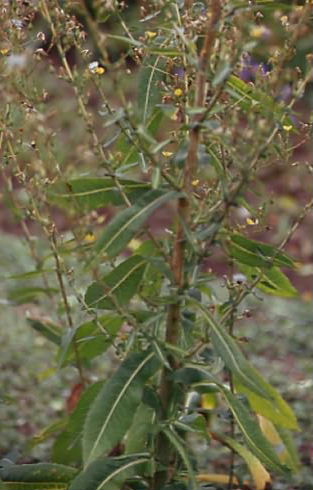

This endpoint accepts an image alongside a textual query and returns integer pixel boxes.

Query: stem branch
[153,4,221,488]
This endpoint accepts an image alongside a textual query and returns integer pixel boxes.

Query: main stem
[152,3,221,488]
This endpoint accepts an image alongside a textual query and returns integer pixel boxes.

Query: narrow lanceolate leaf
[95,190,180,258]
[0,463,78,490]
[8,286,58,304]
[138,56,165,124]
[83,351,160,466]
[226,75,294,126]
[53,381,104,465]
[106,34,143,47]
[220,434,271,490]
[221,388,290,475]
[117,109,163,166]
[239,264,298,298]
[85,255,147,310]
[27,318,62,346]
[58,315,123,366]
[125,403,155,454]
[194,302,272,399]
[196,473,241,486]
[4,268,54,280]
[257,416,300,471]
[196,302,299,428]
[258,416,288,456]
[148,47,182,57]
[228,233,294,269]
[30,418,67,449]
[1,482,66,490]
[162,428,197,490]
[275,425,300,471]
[235,378,299,430]
[68,454,150,490]
[47,178,151,211]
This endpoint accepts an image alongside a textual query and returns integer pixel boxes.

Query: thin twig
[1,132,56,304]
[221,194,313,327]
[49,227,86,386]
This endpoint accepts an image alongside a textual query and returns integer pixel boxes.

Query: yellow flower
[128,238,142,251]
[95,66,105,75]
[84,232,96,243]
[283,125,292,132]
[162,151,173,157]
[174,88,183,97]
[250,25,271,39]
[145,31,157,39]
[88,61,105,75]
[97,215,105,224]
[0,48,9,56]
[192,179,199,186]
[246,217,259,226]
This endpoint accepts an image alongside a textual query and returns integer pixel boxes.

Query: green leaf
[58,315,123,366]
[117,109,164,167]
[162,428,197,489]
[195,302,299,430]
[220,389,290,475]
[207,147,226,177]
[0,463,78,490]
[219,434,272,490]
[175,414,209,437]
[28,315,123,366]
[7,286,58,304]
[3,268,54,280]
[138,56,166,124]
[125,403,155,453]
[85,255,147,310]
[148,48,182,57]
[47,178,151,211]
[53,381,104,465]
[152,340,171,370]
[102,108,125,128]
[226,75,294,126]
[30,418,68,448]
[68,453,150,490]
[239,264,298,298]
[235,379,299,430]
[140,258,168,299]
[152,167,161,189]
[232,0,292,8]
[142,386,163,416]
[212,62,232,86]
[83,351,160,465]
[194,302,272,399]
[173,367,207,385]
[95,189,180,258]
[107,34,143,47]
[228,233,294,269]
[275,425,301,471]
[27,318,62,346]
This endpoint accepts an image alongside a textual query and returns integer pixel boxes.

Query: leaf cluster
[1,1,312,489]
